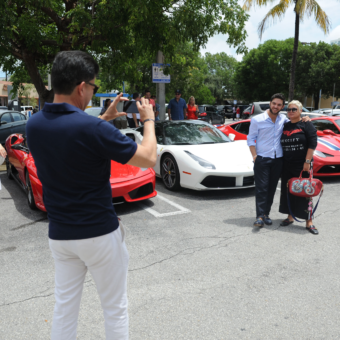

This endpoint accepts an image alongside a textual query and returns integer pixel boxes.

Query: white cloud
[201,0,340,59]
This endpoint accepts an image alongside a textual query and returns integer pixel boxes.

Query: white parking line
[139,194,191,218]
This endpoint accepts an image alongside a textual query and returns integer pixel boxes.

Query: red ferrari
[5,133,157,211]
[216,116,340,177]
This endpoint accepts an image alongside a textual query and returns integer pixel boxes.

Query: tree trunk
[288,8,300,101]
[22,51,54,108]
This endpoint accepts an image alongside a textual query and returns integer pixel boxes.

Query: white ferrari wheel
[161,154,181,191]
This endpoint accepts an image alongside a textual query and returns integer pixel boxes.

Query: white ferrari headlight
[314,150,334,158]
[184,151,216,169]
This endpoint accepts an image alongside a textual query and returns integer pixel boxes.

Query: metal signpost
[152,58,170,120]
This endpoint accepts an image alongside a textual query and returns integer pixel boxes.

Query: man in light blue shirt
[247,93,310,228]
[247,94,289,228]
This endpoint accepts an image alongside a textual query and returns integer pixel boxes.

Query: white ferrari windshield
[164,123,230,145]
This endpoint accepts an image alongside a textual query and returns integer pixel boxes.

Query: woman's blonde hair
[188,96,195,105]
[288,100,303,111]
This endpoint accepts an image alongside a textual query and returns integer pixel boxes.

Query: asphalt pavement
[1,140,340,339]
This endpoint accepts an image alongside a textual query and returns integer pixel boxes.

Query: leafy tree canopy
[0,0,249,106]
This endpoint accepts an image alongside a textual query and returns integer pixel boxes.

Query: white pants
[49,223,129,340]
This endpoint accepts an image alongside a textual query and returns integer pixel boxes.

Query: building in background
[0,81,39,107]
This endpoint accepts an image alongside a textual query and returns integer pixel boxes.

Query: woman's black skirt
[279,161,312,220]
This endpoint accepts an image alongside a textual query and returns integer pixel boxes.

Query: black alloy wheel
[6,158,13,180]
[220,116,225,124]
[161,154,181,191]
[26,171,37,210]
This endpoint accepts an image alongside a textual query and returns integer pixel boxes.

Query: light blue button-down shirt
[247,111,289,158]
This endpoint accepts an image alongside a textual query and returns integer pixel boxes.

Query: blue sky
[1,1,339,78]
[201,0,340,60]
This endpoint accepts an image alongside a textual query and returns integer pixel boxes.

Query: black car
[214,105,233,118]
[0,110,27,145]
[197,105,225,125]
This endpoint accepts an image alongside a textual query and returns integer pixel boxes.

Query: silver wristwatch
[305,159,311,164]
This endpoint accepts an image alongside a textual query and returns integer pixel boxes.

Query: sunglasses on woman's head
[287,108,298,112]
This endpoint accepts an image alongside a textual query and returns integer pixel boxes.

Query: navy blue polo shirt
[168,97,187,120]
[26,103,137,240]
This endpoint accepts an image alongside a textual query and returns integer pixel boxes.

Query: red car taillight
[200,112,207,116]
[251,105,254,115]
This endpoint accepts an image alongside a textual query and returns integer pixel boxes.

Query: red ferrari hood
[110,161,152,183]
[317,136,340,155]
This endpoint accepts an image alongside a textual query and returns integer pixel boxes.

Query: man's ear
[77,81,85,97]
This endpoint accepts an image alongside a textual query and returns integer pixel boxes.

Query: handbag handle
[299,169,313,181]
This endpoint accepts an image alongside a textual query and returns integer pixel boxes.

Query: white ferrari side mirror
[229,133,235,141]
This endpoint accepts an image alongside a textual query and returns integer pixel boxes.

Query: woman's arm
[0,143,7,158]
[303,148,314,172]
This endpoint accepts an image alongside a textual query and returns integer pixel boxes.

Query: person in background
[26,50,157,340]
[279,100,318,234]
[151,95,160,121]
[167,90,187,120]
[232,106,236,121]
[186,96,199,120]
[236,106,241,121]
[0,143,7,158]
[127,93,141,128]
[100,98,111,116]
[144,90,155,114]
[114,92,128,129]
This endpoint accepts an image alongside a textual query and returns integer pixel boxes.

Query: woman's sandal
[306,225,319,235]
[280,218,294,226]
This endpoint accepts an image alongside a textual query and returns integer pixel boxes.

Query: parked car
[5,133,157,211]
[0,110,27,145]
[20,106,34,117]
[214,105,233,118]
[197,105,225,125]
[85,107,102,117]
[241,105,252,119]
[216,117,340,177]
[248,101,310,118]
[121,120,255,191]
[301,113,327,118]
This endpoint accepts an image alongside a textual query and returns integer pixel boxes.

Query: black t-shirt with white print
[280,121,317,165]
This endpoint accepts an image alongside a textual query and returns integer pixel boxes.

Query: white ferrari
[121,120,254,191]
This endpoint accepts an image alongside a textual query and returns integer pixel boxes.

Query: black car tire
[161,154,181,191]
[220,116,225,124]
[26,171,37,210]
[6,158,13,180]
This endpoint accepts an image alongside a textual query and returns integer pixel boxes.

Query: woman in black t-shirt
[279,100,318,234]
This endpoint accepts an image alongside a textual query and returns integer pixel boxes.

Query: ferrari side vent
[317,165,340,174]
[129,183,153,199]
[200,176,236,188]
[243,176,255,186]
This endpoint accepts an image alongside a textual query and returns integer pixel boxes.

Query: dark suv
[0,110,27,145]
[197,105,225,125]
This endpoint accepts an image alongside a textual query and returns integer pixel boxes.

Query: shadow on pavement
[0,172,47,221]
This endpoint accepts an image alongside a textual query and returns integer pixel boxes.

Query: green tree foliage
[0,0,248,107]
[233,39,294,102]
[204,52,238,103]
[242,0,331,101]
[296,42,340,109]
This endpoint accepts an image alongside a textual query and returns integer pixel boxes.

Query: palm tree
[243,0,331,101]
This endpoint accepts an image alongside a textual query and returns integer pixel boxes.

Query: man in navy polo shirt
[167,89,187,120]
[26,51,157,340]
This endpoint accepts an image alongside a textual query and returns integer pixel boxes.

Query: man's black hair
[132,92,140,100]
[270,93,285,104]
[51,51,99,95]
[145,89,151,94]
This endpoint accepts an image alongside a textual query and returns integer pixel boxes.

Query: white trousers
[49,223,129,340]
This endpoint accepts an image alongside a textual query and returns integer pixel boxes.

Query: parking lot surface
[1,167,340,339]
